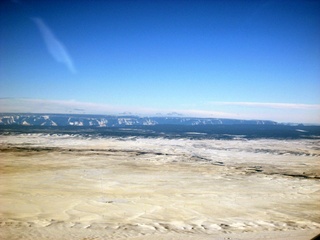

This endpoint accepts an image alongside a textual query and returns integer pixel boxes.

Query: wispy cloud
[207,101,320,123]
[209,102,320,110]
[176,109,236,118]
[0,98,235,118]
[1,99,319,124]
[32,18,76,74]
[0,98,115,114]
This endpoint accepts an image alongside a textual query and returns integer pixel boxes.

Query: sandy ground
[0,134,319,239]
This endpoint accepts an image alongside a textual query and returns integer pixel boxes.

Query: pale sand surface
[0,134,319,239]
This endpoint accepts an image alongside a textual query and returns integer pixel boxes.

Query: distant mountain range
[0,113,279,127]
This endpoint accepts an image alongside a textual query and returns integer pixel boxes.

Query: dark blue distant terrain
[0,113,319,140]
[0,113,277,127]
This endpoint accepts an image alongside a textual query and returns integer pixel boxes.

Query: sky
[0,0,319,123]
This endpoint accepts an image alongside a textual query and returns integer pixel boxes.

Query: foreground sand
[0,134,319,239]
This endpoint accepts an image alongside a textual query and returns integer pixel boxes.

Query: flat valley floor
[0,134,319,240]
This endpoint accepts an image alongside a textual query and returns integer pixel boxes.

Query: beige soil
[0,135,319,239]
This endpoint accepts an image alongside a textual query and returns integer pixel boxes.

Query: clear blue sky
[1,0,319,123]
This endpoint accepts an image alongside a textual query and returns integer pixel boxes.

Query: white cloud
[0,99,319,124]
[209,101,320,110]
[176,109,236,118]
[32,18,76,74]
[207,101,320,123]
[0,99,115,114]
[0,98,235,118]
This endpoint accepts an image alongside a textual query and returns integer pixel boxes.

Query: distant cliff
[0,113,278,127]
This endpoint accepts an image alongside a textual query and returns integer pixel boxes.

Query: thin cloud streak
[0,98,235,118]
[209,102,320,110]
[32,18,76,74]
[1,99,319,124]
[0,98,115,114]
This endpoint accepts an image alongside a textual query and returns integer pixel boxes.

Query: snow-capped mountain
[0,113,278,127]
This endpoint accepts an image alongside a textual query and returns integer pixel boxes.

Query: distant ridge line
[0,113,279,127]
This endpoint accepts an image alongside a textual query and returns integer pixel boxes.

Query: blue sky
[1,0,319,123]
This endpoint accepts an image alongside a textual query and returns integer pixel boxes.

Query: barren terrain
[0,134,319,239]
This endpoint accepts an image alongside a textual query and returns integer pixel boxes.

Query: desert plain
[0,134,319,240]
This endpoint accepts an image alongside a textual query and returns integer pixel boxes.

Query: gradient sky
[1,0,319,123]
